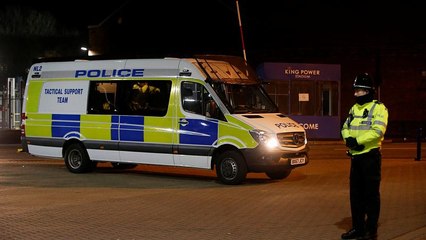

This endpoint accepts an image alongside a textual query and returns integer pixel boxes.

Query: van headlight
[249,129,280,149]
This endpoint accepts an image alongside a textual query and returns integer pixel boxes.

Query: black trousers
[350,148,381,232]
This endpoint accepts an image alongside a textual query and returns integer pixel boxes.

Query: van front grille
[277,132,306,148]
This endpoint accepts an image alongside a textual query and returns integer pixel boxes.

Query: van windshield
[193,55,278,114]
[210,82,278,113]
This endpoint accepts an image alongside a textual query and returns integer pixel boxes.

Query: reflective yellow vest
[341,100,388,155]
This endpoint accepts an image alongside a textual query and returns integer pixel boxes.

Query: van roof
[28,55,259,84]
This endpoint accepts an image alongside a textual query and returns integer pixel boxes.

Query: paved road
[0,142,425,240]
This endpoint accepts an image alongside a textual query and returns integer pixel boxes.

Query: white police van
[21,55,309,185]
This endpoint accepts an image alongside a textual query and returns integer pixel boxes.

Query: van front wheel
[216,151,247,185]
[64,144,96,173]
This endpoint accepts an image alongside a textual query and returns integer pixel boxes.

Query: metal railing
[1,77,23,130]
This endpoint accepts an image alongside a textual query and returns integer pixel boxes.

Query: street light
[81,46,88,55]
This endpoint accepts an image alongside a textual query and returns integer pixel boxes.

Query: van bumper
[241,146,309,172]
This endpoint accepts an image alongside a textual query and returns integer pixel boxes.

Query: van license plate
[290,157,305,165]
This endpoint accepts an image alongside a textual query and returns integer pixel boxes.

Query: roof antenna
[235,0,247,63]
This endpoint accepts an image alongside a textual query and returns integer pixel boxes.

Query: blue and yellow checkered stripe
[27,114,222,146]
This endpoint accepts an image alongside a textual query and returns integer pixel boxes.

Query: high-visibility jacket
[133,83,160,93]
[341,100,388,155]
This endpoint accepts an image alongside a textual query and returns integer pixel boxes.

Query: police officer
[341,73,389,240]
[129,82,161,111]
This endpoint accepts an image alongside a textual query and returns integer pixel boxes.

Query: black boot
[341,228,366,240]
[363,228,377,240]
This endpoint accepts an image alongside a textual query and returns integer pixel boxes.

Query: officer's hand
[353,144,365,151]
[345,137,358,149]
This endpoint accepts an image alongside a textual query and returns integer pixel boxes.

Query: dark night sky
[3,0,426,65]
[8,1,423,31]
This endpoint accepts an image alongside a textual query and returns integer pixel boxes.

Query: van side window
[87,80,171,116]
[181,81,224,120]
[181,82,203,115]
[88,82,118,114]
[121,80,171,116]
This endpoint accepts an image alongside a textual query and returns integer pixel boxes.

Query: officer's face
[354,88,368,97]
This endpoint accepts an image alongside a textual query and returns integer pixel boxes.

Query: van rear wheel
[64,143,96,173]
[216,151,247,185]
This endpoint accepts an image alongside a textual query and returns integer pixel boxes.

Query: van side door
[174,80,224,169]
[117,80,175,165]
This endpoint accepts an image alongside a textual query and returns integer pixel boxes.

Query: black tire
[216,151,247,185]
[265,169,292,180]
[111,162,138,169]
[64,143,96,173]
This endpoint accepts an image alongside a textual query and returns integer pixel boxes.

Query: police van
[21,55,308,185]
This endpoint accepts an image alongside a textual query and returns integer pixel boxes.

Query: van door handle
[179,118,189,126]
